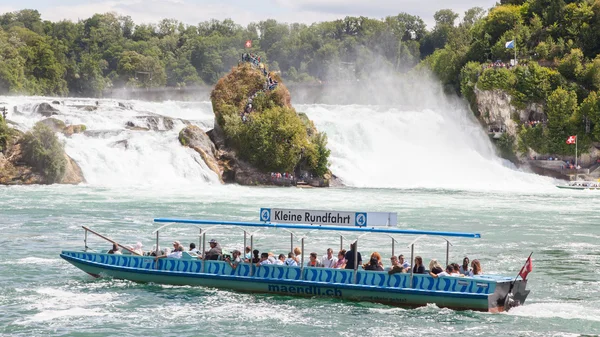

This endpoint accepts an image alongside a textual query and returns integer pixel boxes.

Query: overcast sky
[0,0,498,29]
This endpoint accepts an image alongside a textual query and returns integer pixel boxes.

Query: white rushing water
[1,94,554,191]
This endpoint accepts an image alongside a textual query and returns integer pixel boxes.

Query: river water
[1,95,599,336]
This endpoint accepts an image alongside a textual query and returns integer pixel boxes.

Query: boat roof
[153,218,481,239]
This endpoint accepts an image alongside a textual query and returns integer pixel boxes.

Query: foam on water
[509,302,600,323]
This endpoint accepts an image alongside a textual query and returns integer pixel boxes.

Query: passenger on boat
[267,252,277,264]
[256,252,272,266]
[344,242,362,270]
[412,256,425,274]
[293,247,302,264]
[399,254,410,269]
[133,242,143,255]
[205,239,222,260]
[307,252,323,267]
[333,250,346,269]
[471,259,482,276]
[108,243,122,255]
[364,255,384,271]
[244,246,252,261]
[430,264,455,278]
[460,257,471,275]
[388,256,406,274]
[429,259,444,275]
[225,250,242,269]
[276,254,286,265]
[321,248,336,268]
[189,243,199,254]
[252,249,260,263]
[172,241,182,252]
[451,263,461,275]
[168,245,183,259]
[284,252,298,266]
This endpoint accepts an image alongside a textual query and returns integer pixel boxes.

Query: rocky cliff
[178,61,334,187]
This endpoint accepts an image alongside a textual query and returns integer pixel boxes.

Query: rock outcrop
[475,88,545,139]
[178,125,222,181]
[34,103,60,117]
[125,116,181,131]
[0,123,85,185]
[38,118,86,136]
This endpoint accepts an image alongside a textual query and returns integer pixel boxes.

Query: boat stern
[488,279,530,312]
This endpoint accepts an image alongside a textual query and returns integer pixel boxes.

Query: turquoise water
[1,185,599,336]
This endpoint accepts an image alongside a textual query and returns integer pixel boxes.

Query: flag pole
[575,135,578,170]
[512,252,533,286]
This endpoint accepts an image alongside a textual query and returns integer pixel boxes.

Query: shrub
[20,123,66,183]
[459,61,482,115]
[477,67,517,92]
[0,115,9,152]
[238,106,309,172]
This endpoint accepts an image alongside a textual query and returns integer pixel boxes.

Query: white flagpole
[575,135,578,169]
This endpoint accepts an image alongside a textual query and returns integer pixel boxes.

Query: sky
[0,0,498,29]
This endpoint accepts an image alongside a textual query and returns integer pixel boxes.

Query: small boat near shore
[556,180,600,190]
[60,208,530,312]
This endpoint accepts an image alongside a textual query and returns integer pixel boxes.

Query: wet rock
[34,103,59,117]
[63,124,87,136]
[179,125,222,180]
[52,100,60,105]
[111,139,129,149]
[38,118,66,133]
[60,154,85,184]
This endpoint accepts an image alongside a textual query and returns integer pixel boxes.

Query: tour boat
[556,180,600,190]
[60,208,530,312]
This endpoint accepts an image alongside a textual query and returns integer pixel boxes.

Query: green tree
[546,87,578,154]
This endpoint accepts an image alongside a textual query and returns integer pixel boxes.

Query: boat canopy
[152,218,481,239]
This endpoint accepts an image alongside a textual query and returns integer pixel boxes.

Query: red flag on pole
[566,135,577,144]
[519,256,533,280]
[245,40,252,48]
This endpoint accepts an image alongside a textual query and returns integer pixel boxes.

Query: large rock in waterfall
[196,61,333,186]
[178,125,222,181]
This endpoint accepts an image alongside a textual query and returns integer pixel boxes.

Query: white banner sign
[260,208,397,227]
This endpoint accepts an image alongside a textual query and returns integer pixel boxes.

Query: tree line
[0,8,482,97]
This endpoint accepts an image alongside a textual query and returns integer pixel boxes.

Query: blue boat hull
[60,251,528,312]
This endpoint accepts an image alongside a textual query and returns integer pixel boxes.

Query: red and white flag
[519,256,533,280]
[566,135,577,145]
[245,40,252,48]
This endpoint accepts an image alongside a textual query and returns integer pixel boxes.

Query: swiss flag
[519,256,533,280]
[245,40,252,48]
[566,135,577,145]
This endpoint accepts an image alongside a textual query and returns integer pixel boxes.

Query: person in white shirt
[132,242,143,255]
[256,253,272,266]
[275,254,285,265]
[108,243,122,255]
[189,243,199,254]
[459,257,472,275]
[168,245,183,259]
[321,248,336,268]
[284,252,298,266]
[398,254,410,270]
[430,265,456,278]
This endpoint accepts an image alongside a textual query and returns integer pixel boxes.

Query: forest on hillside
[0,7,483,97]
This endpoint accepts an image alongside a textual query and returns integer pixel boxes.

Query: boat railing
[82,226,142,256]
[407,235,453,288]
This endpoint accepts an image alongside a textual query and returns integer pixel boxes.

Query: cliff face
[475,88,545,140]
